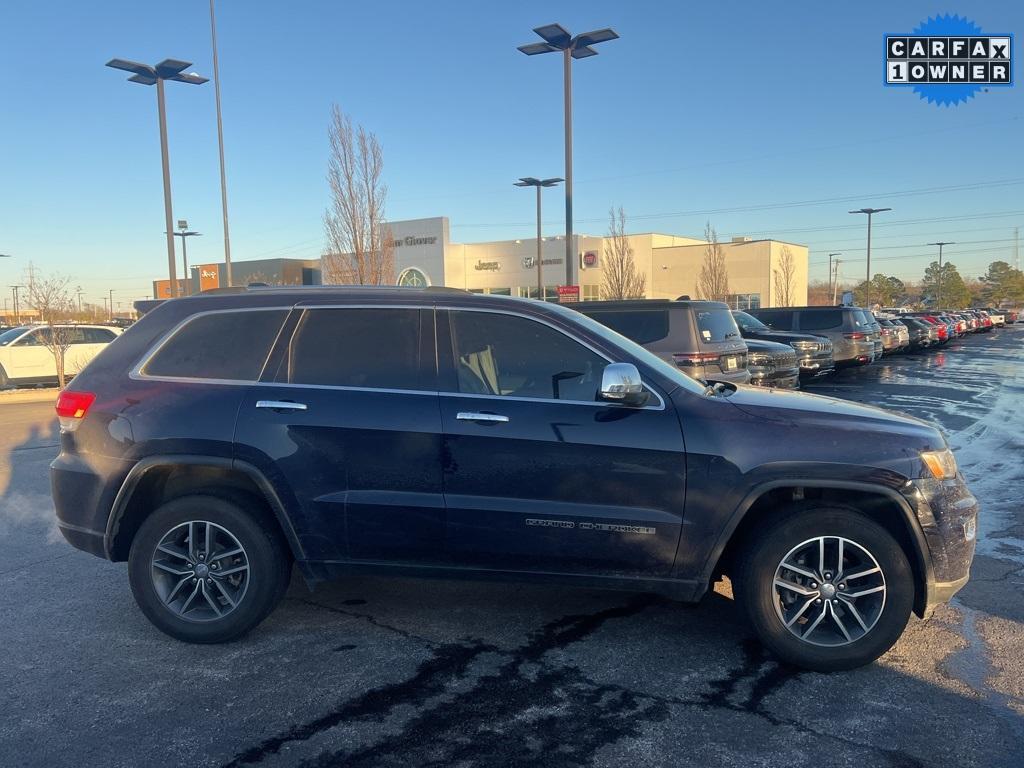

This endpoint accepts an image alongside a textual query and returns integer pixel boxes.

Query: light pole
[518,23,618,288]
[106,58,208,298]
[108,288,115,321]
[827,253,841,300]
[832,259,842,305]
[208,0,233,287]
[928,241,955,308]
[10,285,25,324]
[515,177,563,299]
[170,220,202,295]
[849,208,892,308]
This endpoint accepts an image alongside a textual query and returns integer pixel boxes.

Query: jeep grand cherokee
[51,286,978,671]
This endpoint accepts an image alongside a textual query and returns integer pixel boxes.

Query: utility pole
[1015,227,1020,271]
[76,286,84,315]
[832,259,842,305]
[10,285,24,324]
[108,288,115,321]
[827,253,841,299]
[928,241,954,308]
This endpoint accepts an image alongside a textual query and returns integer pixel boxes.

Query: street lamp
[518,23,618,288]
[831,259,843,305]
[170,220,202,295]
[208,0,233,287]
[514,177,563,300]
[9,285,25,324]
[827,253,841,300]
[106,58,208,298]
[928,241,955,308]
[848,208,892,308]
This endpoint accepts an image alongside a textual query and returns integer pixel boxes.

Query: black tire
[735,505,914,672]
[0,365,10,389]
[128,494,291,643]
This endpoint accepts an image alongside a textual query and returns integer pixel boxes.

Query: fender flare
[697,478,933,610]
[103,454,305,562]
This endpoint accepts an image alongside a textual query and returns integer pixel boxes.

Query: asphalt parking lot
[1,326,1023,768]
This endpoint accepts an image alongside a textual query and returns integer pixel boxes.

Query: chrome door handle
[456,411,509,423]
[256,400,308,411]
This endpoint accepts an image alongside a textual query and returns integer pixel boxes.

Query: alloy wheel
[150,520,250,622]
[772,535,886,647]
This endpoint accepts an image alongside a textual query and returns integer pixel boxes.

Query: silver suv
[577,300,751,385]
[749,306,881,367]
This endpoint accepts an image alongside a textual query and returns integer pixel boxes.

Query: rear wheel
[735,505,914,672]
[128,494,291,643]
[0,365,10,389]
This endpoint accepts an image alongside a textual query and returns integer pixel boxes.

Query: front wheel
[735,506,914,672]
[128,494,291,643]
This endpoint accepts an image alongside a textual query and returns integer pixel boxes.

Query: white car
[0,324,122,387]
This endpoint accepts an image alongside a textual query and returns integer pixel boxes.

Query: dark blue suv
[51,287,978,671]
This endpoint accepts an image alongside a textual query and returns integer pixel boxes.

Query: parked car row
[571,300,1016,391]
[0,324,122,388]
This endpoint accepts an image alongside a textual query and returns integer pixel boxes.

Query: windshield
[0,327,29,346]
[733,311,768,332]
[549,304,706,395]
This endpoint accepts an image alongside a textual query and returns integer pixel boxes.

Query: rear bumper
[50,451,128,561]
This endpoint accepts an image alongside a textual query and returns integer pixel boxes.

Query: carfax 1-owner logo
[885,14,1013,105]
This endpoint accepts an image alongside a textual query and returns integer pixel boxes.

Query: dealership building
[155,216,808,309]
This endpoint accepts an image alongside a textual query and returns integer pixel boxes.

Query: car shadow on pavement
[204,572,1024,768]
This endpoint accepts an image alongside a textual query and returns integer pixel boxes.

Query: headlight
[791,340,814,350]
[921,449,957,479]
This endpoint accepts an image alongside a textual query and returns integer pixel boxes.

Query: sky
[1,1,1022,311]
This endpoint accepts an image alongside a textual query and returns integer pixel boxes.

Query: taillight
[843,332,867,340]
[672,352,720,367]
[55,391,96,432]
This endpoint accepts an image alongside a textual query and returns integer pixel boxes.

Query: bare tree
[27,273,75,388]
[773,245,796,307]
[321,105,395,285]
[600,207,646,300]
[696,222,730,302]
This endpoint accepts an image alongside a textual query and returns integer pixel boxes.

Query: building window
[727,293,761,310]
[517,286,559,302]
[582,285,601,301]
[397,267,431,287]
[471,287,511,296]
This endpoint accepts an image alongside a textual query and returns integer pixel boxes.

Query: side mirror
[599,363,649,406]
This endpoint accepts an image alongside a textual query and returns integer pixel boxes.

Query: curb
[0,389,59,406]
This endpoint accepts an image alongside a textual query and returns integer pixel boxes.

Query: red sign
[557,285,580,304]
[583,250,598,267]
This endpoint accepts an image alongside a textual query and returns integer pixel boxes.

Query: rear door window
[852,310,873,329]
[84,327,117,344]
[144,309,288,381]
[753,310,794,330]
[695,308,741,343]
[798,310,843,331]
[284,308,424,390]
[580,309,669,344]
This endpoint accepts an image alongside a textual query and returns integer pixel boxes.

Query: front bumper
[748,366,800,389]
[905,474,979,616]
[796,350,835,378]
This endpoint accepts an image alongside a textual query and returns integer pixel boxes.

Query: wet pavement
[1,326,1022,767]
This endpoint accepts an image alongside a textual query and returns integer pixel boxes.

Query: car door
[436,308,686,577]
[234,304,444,565]
[11,328,56,378]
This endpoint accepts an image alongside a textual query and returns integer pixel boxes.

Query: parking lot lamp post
[10,285,25,324]
[171,220,202,295]
[106,59,209,298]
[849,208,891,308]
[832,259,842,305]
[515,177,563,299]
[518,24,618,288]
[928,242,954,308]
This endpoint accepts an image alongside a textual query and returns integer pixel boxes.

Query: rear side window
[695,308,741,342]
[285,308,423,390]
[753,310,794,330]
[581,309,669,344]
[799,310,843,330]
[852,310,873,328]
[143,309,287,381]
[84,328,117,343]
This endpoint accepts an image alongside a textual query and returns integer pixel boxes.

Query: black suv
[51,287,978,671]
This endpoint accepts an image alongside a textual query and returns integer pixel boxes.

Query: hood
[724,385,945,449]
[743,329,826,345]
[745,338,796,355]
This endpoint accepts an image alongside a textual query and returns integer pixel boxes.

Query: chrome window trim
[129,302,666,410]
